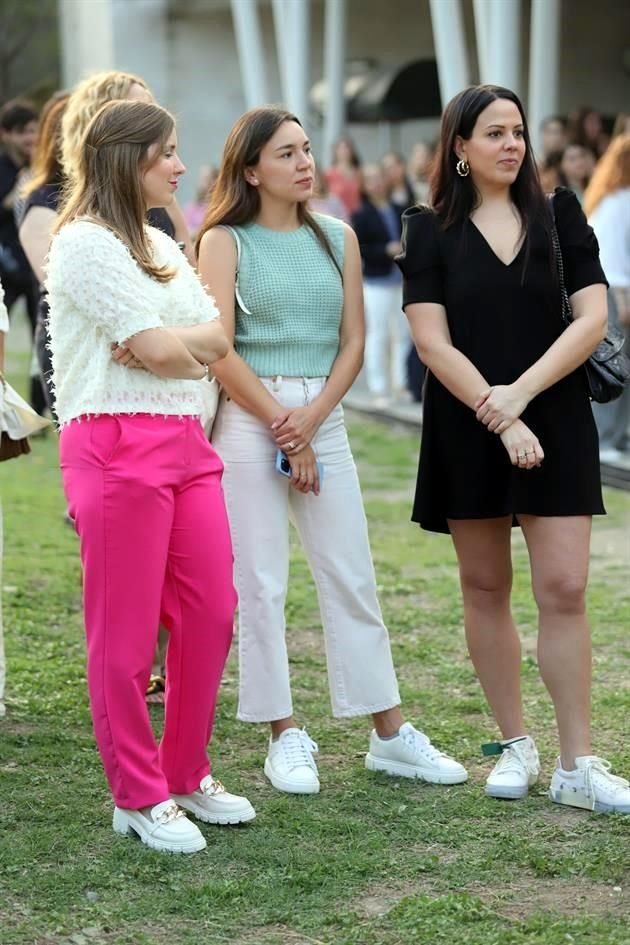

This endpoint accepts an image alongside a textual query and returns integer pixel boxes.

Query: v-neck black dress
[397,188,607,534]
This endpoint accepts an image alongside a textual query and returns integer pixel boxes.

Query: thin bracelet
[201,363,210,380]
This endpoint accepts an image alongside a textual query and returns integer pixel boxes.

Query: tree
[0,0,60,104]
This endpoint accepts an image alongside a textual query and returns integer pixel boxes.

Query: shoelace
[584,757,630,797]
[402,728,447,762]
[281,729,319,771]
[199,776,226,797]
[492,744,529,775]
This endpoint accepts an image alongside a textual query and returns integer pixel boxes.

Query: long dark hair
[195,107,342,277]
[430,85,548,241]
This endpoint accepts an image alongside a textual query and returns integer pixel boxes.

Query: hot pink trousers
[60,414,236,809]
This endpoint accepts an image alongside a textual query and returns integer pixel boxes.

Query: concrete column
[488,0,522,93]
[323,0,347,166]
[472,0,491,84]
[58,0,114,86]
[428,0,471,107]
[231,0,270,108]
[285,0,310,122]
[271,0,291,107]
[528,0,561,155]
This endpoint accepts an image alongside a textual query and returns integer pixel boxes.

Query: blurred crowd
[1,95,629,459]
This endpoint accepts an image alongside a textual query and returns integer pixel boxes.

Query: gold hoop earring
[456,159,470,178]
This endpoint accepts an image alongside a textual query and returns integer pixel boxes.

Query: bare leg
[518,515,592,769]
[449,517,525,739]
[270,716,298,738]
[372,706,404,737]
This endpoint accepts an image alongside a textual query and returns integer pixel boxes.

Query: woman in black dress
[397,85,630,815]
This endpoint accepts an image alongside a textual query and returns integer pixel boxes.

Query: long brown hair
[55,100,176,283]
[195,107,342,277]
[22,91,70,198]
[583,134,630,218]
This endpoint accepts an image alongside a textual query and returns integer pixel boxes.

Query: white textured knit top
[0,280,8,333]
[46,220,219,425]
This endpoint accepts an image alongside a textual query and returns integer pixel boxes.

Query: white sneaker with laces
[365,722,468,784]
[112,799,206,853]
[264,727,320,794]
[173,775,256,825]
[549,756,630,814]
[485,736,540,800]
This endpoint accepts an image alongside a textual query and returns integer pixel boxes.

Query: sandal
[146,674,166,705]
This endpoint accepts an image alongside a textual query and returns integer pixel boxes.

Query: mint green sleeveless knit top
[230,213,345,377]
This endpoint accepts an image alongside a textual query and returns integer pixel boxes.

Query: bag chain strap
[547,197,573,330]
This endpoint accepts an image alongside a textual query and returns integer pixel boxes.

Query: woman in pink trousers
[46,99,255,853]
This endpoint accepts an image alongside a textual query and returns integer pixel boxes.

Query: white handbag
[0,373,51,461]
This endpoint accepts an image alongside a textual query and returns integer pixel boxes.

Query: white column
[231,0,269,108]
[472,0,491,84]
[272,0,292,107]
[323,0,347,166]
[528,0,561,156]
[58,0,114,86]
[487,0,522,92]
[428,0,471,107]
[285,0,310,121]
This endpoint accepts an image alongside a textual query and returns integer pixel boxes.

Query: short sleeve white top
[588,188,630,288]
[46,220,219,425]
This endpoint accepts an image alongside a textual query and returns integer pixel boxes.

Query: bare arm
[476,284,607,432]
[116,326,226,380]
[19,206,57,285]
[167,200,196,268]
[406,301,491,408]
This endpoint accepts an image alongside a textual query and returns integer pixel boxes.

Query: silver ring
[288,440,296,450]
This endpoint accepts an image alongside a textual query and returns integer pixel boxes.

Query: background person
[196,106,467,797]
[325,135,362,216]
[0,99,43,412]
[352,162,408,401]
[0,278,8,719]
[398,84,630,815]
[18,91,70,416]
[47,100,254,852]
[584,134,630,462]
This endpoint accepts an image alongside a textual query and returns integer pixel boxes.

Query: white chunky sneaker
[173,775,256,825]
[112,799,206,853]
[550,756,630,814]
[264,727,320,794]
[484,736,540,800]
[365,722,468,784]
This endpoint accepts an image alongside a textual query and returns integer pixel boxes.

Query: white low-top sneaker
[549,756,630,814]
[484,735,540,800]
[365,722,468,784]
[173,775,256,825]
[264,727,320,794]
[112,800,206,853]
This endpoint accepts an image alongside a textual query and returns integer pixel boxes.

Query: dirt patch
[478,875,628,920]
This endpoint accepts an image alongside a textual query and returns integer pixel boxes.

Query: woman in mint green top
[197,107,467,796]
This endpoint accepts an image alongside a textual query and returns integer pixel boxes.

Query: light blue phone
[275,449,324,485]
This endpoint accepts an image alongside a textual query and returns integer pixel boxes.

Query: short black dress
[397,188,607,534]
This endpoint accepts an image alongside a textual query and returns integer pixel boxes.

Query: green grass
[1,332,629,945]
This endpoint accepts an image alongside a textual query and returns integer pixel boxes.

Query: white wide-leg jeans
[363,281,409,395]
[212,376,401,722]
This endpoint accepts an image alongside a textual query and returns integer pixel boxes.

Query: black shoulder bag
[547,194,630,403]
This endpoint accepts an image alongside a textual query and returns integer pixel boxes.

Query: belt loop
[272,374,282,392]
[302,377,309,405]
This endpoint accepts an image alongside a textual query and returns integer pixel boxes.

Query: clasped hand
[474,383,530,434]
[271,404,322,455]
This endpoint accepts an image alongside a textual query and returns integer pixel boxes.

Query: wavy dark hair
[430,84,549,243]
[196,107,342,278]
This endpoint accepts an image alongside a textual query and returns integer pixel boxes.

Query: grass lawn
[1,331,629,945]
